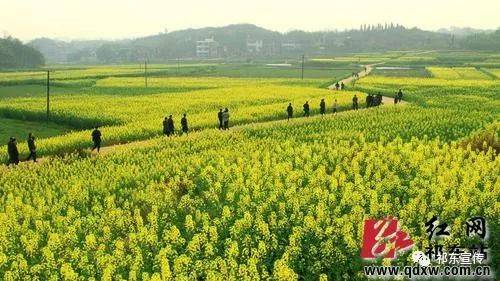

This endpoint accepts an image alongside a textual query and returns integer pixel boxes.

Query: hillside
[26,23,474,64]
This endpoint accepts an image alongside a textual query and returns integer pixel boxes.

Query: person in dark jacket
[218,108,223,130]
[7,137,19,165]
[352,95,359,110]
[163,117,169,135]
[366,94,372,108]
[397,89,403,102]
[26,133,37,162]
[394,93,399,104]
[320,99,326,115]
[335,82,340,90]
[222,108,230,130]
[376,93,383,106]
[91,127,102,152]
[286,103,293,121]
[303,101,310,117]
[166,115,175,136]
[181,114,188,134]
[340,82,345,90]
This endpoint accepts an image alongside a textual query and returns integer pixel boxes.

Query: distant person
[181,114,188,134]
[335,82,340,90]
[320,99,326,115]
[218,108,223,130]
[287,103,293,121]
[333,99,338,113]
[376,93,383,106]
[166,115,175,136]
[303,101,310,117]
[163,117,169,135]
[366,94,373,108]
[397,89,403,102]
[26,133,37,162]
[91,126,102,152]
[352,95,359,110]
[7,137,19,166]
[394,93,398,104]
[222,108,230,130]
[340,82,345,90]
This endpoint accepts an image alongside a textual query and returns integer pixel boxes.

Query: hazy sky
[2,0,499,41]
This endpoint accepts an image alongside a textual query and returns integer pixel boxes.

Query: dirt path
[328,63,406,105]
[328,64,376,89]
[9,65,408,165]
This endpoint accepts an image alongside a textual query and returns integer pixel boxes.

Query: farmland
[0,53,499,280]
[427,67,492,79]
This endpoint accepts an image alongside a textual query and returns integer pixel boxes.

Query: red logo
[361,217,414,259]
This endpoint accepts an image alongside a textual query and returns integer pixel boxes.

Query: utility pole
[46,71,50,125]
[301,54,305,80]
[144,60,148,88]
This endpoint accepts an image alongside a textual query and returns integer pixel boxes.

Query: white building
[196,38,218,58]
[247,40,263,53]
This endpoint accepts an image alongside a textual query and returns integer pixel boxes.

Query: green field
[0,118,70,142]
[0,53,498,279]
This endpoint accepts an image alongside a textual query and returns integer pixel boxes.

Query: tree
[0,36,45,69]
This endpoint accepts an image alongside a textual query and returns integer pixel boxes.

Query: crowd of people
[366,93,383,107]
[6,89,404,166]
[163,114,190,136]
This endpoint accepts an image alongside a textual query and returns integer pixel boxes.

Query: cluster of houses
[195,37,303,58]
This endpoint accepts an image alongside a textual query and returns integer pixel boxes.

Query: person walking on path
[376,93,382,106]
[320,99,326,115]
[163,117,169,135]
[26,133,37,162]
[222,108,230,130]
[340,82,345,90]
[366,94,372,108]
[181,114,189,135]
[333,99,338,113]
[218,109,223,130]
[91,127,102,152]
[397,89,403,102]
[166,115,175,136]
[287,103,293,121]
[352,95,359,110]
[303,101,310,117]
[7,137,19,166]
[335,82,340,90]
[394,93,399,104]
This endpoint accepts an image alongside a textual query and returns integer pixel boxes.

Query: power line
[144,59,148,88]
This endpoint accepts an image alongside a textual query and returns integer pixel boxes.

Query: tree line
[0,36,45,69]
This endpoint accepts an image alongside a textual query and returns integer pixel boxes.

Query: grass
[0,118,70,143]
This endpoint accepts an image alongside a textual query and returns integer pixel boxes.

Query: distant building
[196,38,219,58]
[281,42,301,51]
[247,40,263,53]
